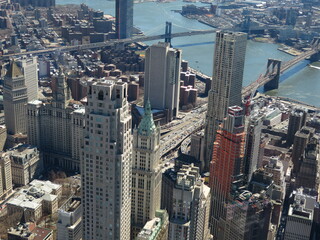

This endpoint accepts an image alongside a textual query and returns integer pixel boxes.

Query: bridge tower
[165,21,172,45]
[264,59,281,91]
[310,37,320,62]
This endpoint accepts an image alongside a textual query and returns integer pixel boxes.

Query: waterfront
[57,0,320,107]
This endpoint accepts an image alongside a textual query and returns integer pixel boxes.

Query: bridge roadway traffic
[0,29,217,60]
[160,104,207,157]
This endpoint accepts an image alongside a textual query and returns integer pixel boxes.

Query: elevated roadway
[0,29,217,60]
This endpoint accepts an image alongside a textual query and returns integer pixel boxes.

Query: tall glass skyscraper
[116,0,133,39]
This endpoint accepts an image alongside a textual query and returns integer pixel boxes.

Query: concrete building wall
[82,79,132,240]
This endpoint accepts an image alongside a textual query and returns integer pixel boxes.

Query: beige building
[168,164,211,240]
[27,70,85,171]
[204,31,247,171]
[131,100,162,236]
[57,197,82,240]
[7,180,61,222]
[0,152,13,200]
[3,60,28,135]
[0,125,7,151]
[17,56,39,102]
[7,144,42,186]
[137,210,169,240]
[81,79,132,240]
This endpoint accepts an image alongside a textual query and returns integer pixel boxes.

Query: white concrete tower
[131,100,162,236]
[81,79,132,240]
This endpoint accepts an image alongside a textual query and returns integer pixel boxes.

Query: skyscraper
[144,42,181,121]
[81,79,132,240]
[209,106,246,239]
[3,60,28,135]
[17,56,38,102]
[168,164,211,240]
[116,0,133,39]
[204,31,247,171]
[244,114,263,182]
[131,100,162,236]
[286,108,307,146]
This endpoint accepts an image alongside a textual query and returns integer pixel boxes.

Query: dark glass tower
[116,0,133,39]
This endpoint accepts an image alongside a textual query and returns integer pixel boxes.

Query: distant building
[286,108,307,146]
[144,42,181,122]
[116,0,133,39]
[131,101,162,236]
[0,152,13,200]
[284,188,316,240]
[168,164,211,240]
[57,197,82,240]
[11,0,55,7]
[7,144,42,186]
[3,60,28,135]
[137,210,169,240]
[204,31,247,172]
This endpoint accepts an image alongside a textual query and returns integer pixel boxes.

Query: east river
[57,0,320,107]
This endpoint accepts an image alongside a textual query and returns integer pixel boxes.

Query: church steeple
[138,100,156,136]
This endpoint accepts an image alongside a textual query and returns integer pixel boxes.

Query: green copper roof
[138,100,156,136]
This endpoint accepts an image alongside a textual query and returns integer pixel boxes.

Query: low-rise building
[137,210,169,240]
[7,180,61,222]
[57,197,82,240]
[7,144,42,186]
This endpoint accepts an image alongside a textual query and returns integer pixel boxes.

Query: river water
[56,0,320,107]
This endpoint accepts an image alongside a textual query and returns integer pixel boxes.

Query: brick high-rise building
[209,106,246,239]
[204,31,247,171]
[131,100,162,236]
[81,79,132,240]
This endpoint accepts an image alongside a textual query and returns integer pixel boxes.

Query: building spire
[6,60,23,78]
[138,100,156,136]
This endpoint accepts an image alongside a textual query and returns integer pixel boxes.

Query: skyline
[0,0,320,240]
